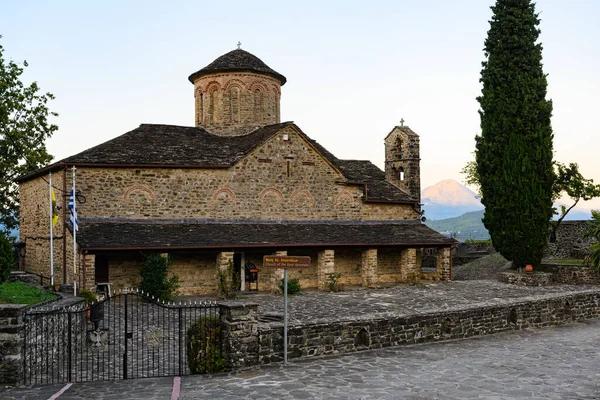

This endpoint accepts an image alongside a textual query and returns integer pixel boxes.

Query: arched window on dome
[208,88,218,123]
[253,89,263,123]
[230,87,240,123]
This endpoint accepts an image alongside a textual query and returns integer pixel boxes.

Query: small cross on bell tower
[400,118,405,127]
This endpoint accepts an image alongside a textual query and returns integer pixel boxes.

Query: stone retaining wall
[221,290,600,367]
[545,220,596,259]
[0,304,28,385]
[499,272,553,287]
[542,265,600,285]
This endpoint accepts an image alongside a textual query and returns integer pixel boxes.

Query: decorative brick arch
[290,189,314,205]
[123,185,155,201]
[248,81,268,92]
[270,84,281,96]
[259,187,285,203]
[212,188,237,201]
[223,79,246,91]
[204,81,222,92]
[334,191,355,206]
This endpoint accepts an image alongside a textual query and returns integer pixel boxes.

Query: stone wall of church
[18,173,76,285]
[193,72,281,136]
[72,126,419,222]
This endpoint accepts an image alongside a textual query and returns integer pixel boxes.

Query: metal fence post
[123,293,128,380]
[67,311,72,383]
[178,307,183,376]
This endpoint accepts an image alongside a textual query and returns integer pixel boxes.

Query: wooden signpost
[262,255,311,365]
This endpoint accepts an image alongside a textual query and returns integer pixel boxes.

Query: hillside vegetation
[425,209,489,240]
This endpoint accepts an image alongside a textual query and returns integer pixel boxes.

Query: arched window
[399,166,405,181]
[396,137,404,157]
[198,92,204,124]
[230,87,240,123]
[208,89,218,123]
[253,89,263,123]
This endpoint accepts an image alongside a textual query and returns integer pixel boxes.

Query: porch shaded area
[77,219,455,294]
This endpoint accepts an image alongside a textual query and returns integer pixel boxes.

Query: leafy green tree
[0,230,14,283]
[140,253,179,301]
[584,210,600,268]
[475,0,554,268]
[550,163,600,242]
[0,36,57,234]
[463,160,600,243]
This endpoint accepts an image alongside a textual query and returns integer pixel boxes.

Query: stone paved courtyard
[2,318,600,399]
[182,280,600,325]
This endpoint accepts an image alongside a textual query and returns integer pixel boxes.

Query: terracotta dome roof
[188,49,286,85]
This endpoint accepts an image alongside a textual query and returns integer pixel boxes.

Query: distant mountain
[421,179,483,220]
[424,209,489,241]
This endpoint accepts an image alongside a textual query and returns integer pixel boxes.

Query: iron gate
[23,291,220,385]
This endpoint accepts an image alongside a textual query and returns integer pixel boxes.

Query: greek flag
[68,184,79,232]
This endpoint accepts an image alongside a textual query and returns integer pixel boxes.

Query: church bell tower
[384,123,421,203]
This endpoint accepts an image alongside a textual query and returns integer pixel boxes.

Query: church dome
[188,49,286,85]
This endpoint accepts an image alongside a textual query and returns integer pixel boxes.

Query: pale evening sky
[2,0,599,209]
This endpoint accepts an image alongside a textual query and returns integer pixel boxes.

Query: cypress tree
[475,0,554,268]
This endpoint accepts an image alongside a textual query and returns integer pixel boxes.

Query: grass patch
[0,282,57,305]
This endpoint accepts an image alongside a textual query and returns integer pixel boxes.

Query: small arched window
[208,89,218,123]
[253,89,263,123]
[399,167,405,181]
[396,137,404,157]
[230,87,240,123]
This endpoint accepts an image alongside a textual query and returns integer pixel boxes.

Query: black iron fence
[23,291,220,385]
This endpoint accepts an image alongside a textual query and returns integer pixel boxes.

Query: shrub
[140,254,179,301]
[217,260,239,299]
[186,316,225,374]
[279,277,301,295]
[79,289,96,306]
[328,272,343,292]
[584,210,600,269]
[0,231,14,284]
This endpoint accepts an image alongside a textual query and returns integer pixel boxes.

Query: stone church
[17,48,454,294]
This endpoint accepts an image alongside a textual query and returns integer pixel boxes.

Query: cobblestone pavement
[185,280,600,325]
[2,319,600,399]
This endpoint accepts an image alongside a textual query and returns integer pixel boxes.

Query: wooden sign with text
[263,255,311,268]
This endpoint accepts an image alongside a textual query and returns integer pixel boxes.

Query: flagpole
[72,166,77,296]
[49,172,54,287]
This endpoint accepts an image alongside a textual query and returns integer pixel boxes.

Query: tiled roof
[62,122,290,166]
[17,122,415,204]
[188,49,286,85]
[306,137,415,203]
[77,219,455,250]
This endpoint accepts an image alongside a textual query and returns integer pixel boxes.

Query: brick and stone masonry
[17,48,453,295]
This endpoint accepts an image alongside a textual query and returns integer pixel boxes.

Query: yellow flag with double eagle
[51,189,59,227]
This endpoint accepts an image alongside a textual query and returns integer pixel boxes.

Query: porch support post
[317,249,335,291]
[216,251,234,296]
[400,248,418,280]
[82,253,96,291]
[436,247,452,281]
[361,248,378,287]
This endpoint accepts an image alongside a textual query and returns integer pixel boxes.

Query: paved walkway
[2,319,600,399]
[184,280,600,325]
